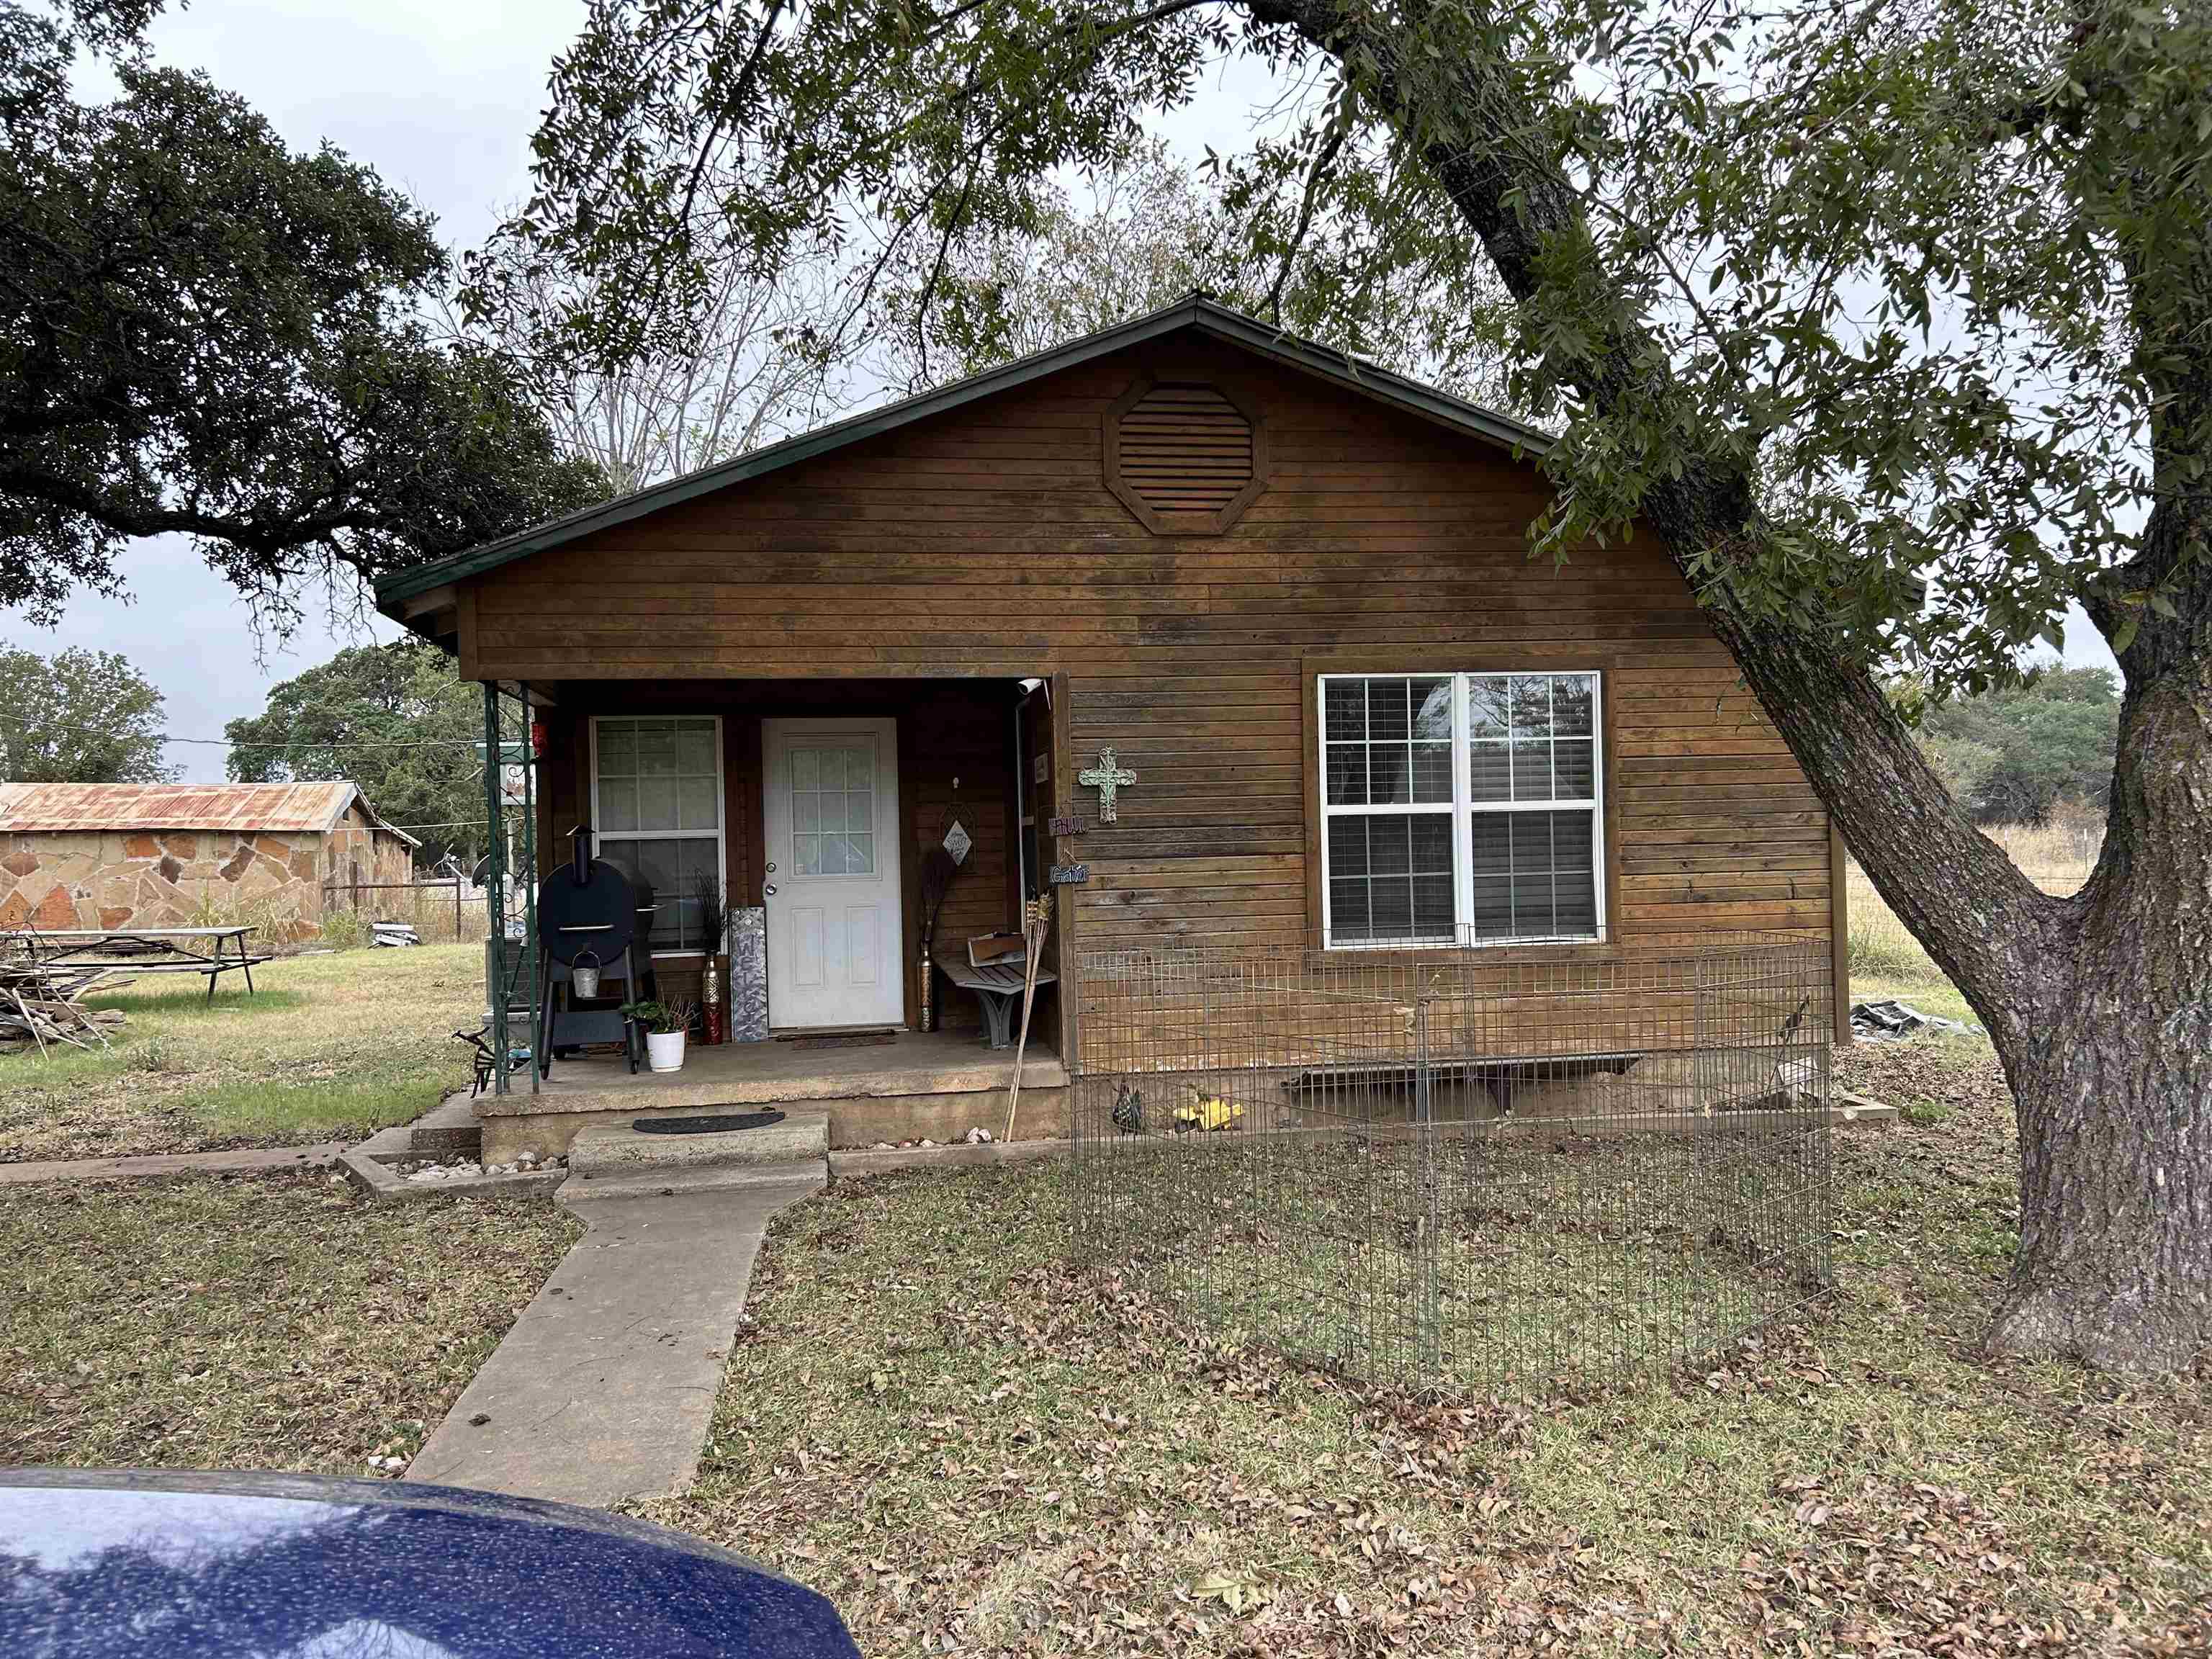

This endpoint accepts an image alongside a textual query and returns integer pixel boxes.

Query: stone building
[0,782,418,943]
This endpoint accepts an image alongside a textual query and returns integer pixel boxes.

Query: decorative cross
[1078,746,1137,823]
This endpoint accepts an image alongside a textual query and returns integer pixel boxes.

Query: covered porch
[473,673,1068,1155]
[473,1026,1069,1163]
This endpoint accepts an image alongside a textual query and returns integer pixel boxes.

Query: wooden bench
[941,940,1058,1050]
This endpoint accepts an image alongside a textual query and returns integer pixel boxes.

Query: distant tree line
[0,645,171,783]
[1907,663,2120,827]
[225,639,482,869]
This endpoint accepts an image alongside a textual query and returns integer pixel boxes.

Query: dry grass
[0,1172,578,1475]
[1847,822,2100,997]
[644,1038,2210,1657]
[321,893,495,947]
[0,943,482,1164]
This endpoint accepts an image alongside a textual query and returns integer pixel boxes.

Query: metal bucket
[570,950,602,1000]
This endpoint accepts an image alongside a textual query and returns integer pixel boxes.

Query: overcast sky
[12,1,2119,783]
[20,0,586,782]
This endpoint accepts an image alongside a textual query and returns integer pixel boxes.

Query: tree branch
[1267,91,1352,325]
[0,461,386,561]
[1242,0,2061,1030]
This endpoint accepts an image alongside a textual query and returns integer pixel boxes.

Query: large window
[1320,673,1604,948]
[591,716,725,953]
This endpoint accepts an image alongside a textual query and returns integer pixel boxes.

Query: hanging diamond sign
[942,819,972,865]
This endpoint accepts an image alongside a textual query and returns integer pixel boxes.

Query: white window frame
[588,714,727,958]
[1318,671,1607,950]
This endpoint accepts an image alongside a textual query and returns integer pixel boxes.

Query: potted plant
[622,999,696,1073]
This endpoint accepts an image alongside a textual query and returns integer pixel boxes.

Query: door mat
[633,1110,788,1136]
[787,1031,898,1051]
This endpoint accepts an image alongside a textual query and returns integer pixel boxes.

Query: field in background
[1848,822,2098,1006]
[0,943,482,1163]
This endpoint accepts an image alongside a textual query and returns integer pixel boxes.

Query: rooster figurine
[1111,1083,1144,1135]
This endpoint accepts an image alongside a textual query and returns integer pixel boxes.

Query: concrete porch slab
[474,1028,1066,1115]
[568,1111,828,1176]
[470,1028,1070,1160]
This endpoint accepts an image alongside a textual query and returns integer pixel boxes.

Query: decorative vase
[701,953,729,1045]
[918,939,935,1033]
[646,1030,687,1073]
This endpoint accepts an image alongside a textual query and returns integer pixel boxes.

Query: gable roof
[373,295,1554,611]
[0,781,418,845]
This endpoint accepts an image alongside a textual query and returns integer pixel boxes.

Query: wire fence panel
[320,879,491,943]
[1070,932,1834,1393]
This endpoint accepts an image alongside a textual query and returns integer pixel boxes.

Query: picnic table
[14,925,268,1002]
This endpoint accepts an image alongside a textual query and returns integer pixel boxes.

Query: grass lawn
[0,943,482,1163]
[644,1035,2211,1655]
[0,1173,578,1475]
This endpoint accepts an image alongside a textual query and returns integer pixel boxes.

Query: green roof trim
[373,295,1555,613]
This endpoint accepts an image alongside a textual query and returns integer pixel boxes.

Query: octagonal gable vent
[1105,379,1268,534]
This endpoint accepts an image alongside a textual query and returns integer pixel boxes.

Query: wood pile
[0,956,129,1056]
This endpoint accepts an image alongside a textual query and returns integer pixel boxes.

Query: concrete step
[408,1094,483,1156]
[567,1109,830,1178]
[559,1163,827,1204]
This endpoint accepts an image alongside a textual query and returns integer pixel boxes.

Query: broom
[1003,891,1053,1142]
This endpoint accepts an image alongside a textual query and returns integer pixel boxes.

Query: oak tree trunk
[1252,0,2212,1369]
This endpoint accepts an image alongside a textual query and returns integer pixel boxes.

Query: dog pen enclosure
[1070,933,1834,1392]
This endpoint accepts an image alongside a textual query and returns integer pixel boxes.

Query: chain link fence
[1070,932,1834,1393]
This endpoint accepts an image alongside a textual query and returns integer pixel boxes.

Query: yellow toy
[1172,1088,1246,1132]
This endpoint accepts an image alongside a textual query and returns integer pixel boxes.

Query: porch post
[519,682,540,1095]
[482,680,507,1097]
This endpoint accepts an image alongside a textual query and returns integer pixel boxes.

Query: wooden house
[376,297,1845,1157]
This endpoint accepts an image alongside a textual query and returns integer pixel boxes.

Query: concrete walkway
[406,1175,821,1508]
[0,1141,345,1187]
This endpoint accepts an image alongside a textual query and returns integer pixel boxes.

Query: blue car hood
[0,1469,859,1658]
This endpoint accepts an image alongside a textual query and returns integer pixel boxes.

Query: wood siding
[470,331,1830,998]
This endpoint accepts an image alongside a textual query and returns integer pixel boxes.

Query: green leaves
[0,13,604,626]
[224,641,484,865]
[0,646,171,783]
[1913,660,2121,823]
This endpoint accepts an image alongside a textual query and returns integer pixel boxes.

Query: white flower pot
[645,1030,687,1073]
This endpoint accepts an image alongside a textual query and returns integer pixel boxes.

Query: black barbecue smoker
[533,825,656,1076]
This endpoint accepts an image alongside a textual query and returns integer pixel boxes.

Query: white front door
[762,717,904,1029]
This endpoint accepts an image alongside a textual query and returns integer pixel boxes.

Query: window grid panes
[1321,673,1604,948]
[594,716,723,953]
[789,745,876,878]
